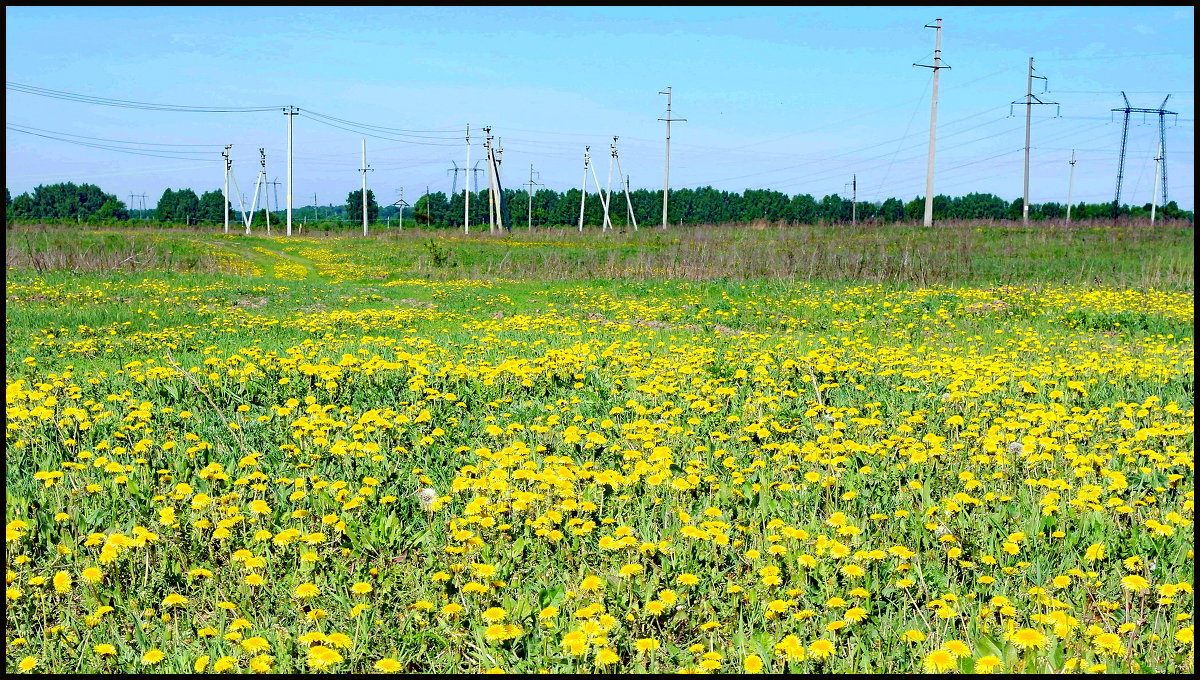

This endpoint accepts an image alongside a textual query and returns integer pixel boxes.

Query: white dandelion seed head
[414,488,437,510]
[1007,441,1025,455]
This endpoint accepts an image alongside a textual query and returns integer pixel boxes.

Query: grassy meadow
[4,220,1194,674]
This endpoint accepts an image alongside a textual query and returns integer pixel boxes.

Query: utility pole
[259,149,271,235]
[1066,150,1076,223]
[425,185,431,228]
[1011,57,1058,225]
[464,124,471,235]
[623,175,638,230]
[129,193,137,220]
[140,194,148,221]
[221,145,232,234]
[493,137,508,232]
[1112,93,1176,218]
[603,136,617,231]
[360,139,372,236]
[658,87,685,229]
[579,146,590,232]
[525,164,542,231]
[613,142,637,230]
[845,175,857,225]
[268,178,282,223]
[588,145,611,231]
[915,18,948,227]
[1150,141,1162,225]
[284,105,298,236]
[484,127,496,233]
[242,149,266,235]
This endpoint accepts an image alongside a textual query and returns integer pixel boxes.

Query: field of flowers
[5,227,1194,673]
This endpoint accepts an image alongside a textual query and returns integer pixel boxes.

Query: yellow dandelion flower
[924,648,956,673]
[592,645,619,665]
[141,649,165,665]
[1010,628,1049,650]
[635,638,660,652]
[808,640,835,659]
[376,658,403,672]
[975,655,1002,674]
[1120,575,1150,592]
[743,654,764,673]
[294,582,320,599]
[942,640,971,658]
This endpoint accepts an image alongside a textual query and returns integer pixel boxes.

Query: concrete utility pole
[658,87,685,229]
[484,127,496,233]
[613,142,637,231]
[1150,141,1162,225]
[579,146,590,232]
[915,19,948,227]
[525,164,542,231]
[262,151,272,235]
[464,125,471,235]
[268,178,282,221]
[588,145,611,231]
[221,145,232,233]
[492,137,508,232]
[845,175,857,225]
[604,136,617,231]
[623,175,638,230]
[284,105,298,236]
[1066,150,1076,223]
[1012,57,1058,225]
[360,139,372,236]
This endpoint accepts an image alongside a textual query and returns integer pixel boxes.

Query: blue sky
[6,6,1194,212]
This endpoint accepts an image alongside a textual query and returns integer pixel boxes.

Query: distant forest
[5,182,1193,227]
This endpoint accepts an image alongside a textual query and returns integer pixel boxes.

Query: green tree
[346,189,380,225]
[787,194,818,224]
[198,190,230,224]
[9,182,120,220]
[95,198,129,221]
[155,188,201,224]
[878,197,905,222]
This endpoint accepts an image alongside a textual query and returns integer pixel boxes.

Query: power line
[5,122,224,147]
[6,124,222,162]
[6,81,281,112]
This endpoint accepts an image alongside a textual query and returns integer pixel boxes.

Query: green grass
[4,222,1194,674]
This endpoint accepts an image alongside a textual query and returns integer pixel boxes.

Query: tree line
[6,182,1193,227]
